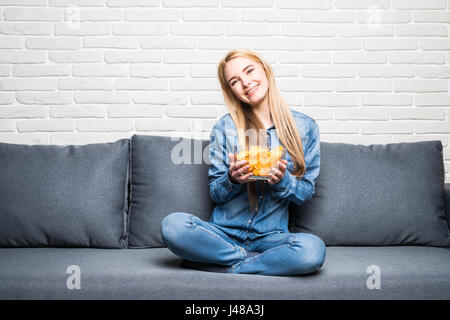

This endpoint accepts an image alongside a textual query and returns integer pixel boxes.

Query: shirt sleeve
[208,118,243,204]
[270,120,320,207]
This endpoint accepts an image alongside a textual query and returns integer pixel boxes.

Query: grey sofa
[0,134,449,300]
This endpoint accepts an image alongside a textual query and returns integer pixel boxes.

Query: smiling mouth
[246,84,260,96]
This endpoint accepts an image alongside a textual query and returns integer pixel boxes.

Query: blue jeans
[160,212,326,276]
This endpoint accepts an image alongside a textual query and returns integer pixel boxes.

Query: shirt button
[248,220,252,223]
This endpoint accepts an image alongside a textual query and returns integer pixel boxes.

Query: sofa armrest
[445,184,450,233]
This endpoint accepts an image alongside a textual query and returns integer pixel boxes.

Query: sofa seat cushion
[0,247,449,300]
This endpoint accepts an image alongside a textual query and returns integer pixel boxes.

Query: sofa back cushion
[128,134,214,248]
[291,140,450,247]
[0,139,130,248]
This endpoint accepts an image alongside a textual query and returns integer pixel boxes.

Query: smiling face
[223,57,269,107]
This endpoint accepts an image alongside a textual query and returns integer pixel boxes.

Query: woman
[161,49,325,276]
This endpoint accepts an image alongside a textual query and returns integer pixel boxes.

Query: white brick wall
[0,1,449,182]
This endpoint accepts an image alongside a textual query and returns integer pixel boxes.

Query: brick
[190,92,224,105]
[170,78,219,91]
[415,121,450,133]
[273,65,301,77]
[13,64,71,77]
[130,64,188,78]
[0,51,46,63]
[338,25,394,37]
[416,66,450,79]
[359,65,414,78]
[104,50,162,63]
[0,133,48,145]
[0,93,14,104]
[282,24,335,37]
[50,105,106,118]
[335,0,390,9]
[394,134,448,146]
[50,133,109,145]
[108,105,164,118]
[396,24,448,37]
[164,50,225,63]
[4,8,64,21]
[73,64,128,77]
[362,121,413,134]
[391,107,445,120]
[133,92,188,105]
[357,10,411,23]
[307,38,361,50]
[74,91,130,104]
[54,22,110,36]
[0,37,24,49]
[336,134,393,145]
[304,93,360,107]
[318,121,360,134]
[302,65,356,78]
[16,92,72,104]
[394,79,448,92]
[389,52,445,64]
[84,36,138,49]
[280,79,333,92]
[0,106,48,118]
[162,0,219,7]
[125,9,179,22]
[57,78,115,91]
[182,9,239,22]
[51,0,105,6]
[17,119,74,132]
[277,0,333,9]
[335,107,389,120]
[362,94,413,106]
[141,36,196,49]
[199,37,251,50]
[113,23,168,35]
[166,105,216,118]
[136,118,191,131]
[49,51,103,63]
[393,0,446,9]
[0,22,52,35]
[364,38,417,50]
[172,23,225,36]
[335,79,391,92]
[242,9,297,22]
[0,78,55,91]
[415,94,450,106]
[420,39,450,50]
[414,11,450,23]
[193,118,217,131]
[222,0,273,7]
[291,106,333,120]
[228,23,279,36]
[116,78,169,90]
[25,37,82,50]
[76,119,134,132]
[299,10,354,23]
[253,37,305,51]
[0,120,15,131]
[334,52,386,64]
[69,8,123,21]
[279,52,331,64]
[105,0,159,7]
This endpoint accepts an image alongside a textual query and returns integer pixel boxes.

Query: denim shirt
[208,109,320,241]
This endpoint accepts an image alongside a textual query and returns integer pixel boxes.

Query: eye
[247,68,254,74]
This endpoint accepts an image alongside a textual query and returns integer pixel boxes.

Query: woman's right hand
[227,153,253,184]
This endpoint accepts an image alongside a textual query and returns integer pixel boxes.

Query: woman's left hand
[268,159,288,185]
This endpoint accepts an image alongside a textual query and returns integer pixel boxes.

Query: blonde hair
[217,49,306,212]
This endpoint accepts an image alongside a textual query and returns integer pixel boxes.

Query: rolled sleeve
[270,120,320,207]
[208,119,243,204]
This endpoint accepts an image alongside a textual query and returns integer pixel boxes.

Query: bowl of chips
[235,145,286,181]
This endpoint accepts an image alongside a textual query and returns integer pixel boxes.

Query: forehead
[224,57,259,79]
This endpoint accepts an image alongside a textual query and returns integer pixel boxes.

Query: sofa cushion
[291,140,450,247]
[0,246,449,299]
[0,139,130,248]
[128,134,214,248]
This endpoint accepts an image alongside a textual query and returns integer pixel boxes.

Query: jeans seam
[190,222,239,253]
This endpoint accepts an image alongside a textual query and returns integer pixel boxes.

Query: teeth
[247,84,259,95]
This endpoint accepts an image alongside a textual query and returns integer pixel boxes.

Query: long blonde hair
[217,49,306,212]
